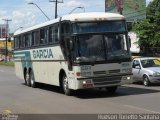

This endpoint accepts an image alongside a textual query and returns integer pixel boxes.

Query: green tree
[134,0,160,49]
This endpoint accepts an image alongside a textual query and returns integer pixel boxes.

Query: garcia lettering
[33,49,53,59]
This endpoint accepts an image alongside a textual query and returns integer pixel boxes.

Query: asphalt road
[0,65,160,119]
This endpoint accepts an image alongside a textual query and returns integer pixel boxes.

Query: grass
[0,61,14,67]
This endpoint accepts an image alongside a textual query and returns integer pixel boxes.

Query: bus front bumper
[76,74,133,89]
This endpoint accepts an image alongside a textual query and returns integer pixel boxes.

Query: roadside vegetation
[132,0,160,56]
[0,61,14,67]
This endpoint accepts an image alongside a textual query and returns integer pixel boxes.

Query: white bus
[14,12,133,95]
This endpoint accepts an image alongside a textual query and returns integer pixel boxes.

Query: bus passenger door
[61,21,73,71]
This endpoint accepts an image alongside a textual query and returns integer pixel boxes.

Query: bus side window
[40,28,48,45]
[61,22,71,50]
[49,24,58,44]
[20,35,25,48]
[24,35,27,47]
[60,22,71,51]
[14,36,20,49]
[32,30,40,46]
[32,32,35,46]
[28,33,32,47]
[61,22,71,35]
[25,33,32,47]
[24,34,28,47]
[61,22,71,43]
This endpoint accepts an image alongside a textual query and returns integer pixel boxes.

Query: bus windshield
[73,21,126,33]
[75,33,130,63]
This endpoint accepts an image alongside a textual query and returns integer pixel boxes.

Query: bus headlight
[123,76,131,80]
[83,80,92,84]
[82,80,93,88]
[83,81,86,84]
[127,77,131,80]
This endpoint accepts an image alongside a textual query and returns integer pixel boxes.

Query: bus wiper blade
[76,57,89,63]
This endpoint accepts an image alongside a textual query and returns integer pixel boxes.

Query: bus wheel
[25,72,31,87]
[62,74,72,96]
[24,76,27,85]
[24,70,27,85]
[106,86,118,94]
[30,70,36,88]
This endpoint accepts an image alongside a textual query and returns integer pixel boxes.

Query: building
[0,24,13,57]
[0,39,13,50]
[0,24,6,38]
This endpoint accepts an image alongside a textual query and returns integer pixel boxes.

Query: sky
[0,0,153,33]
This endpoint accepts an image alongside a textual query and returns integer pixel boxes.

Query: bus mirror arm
[128,36,131,48]
[66,39,73,71]
[67,38,73,51]
[69,40,73,51]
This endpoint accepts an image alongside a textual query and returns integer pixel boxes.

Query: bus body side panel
[29,46,64,86]
[31,61,66,86]
[14,51,32,80]
[14,61,24,80]
[14,46,77,88]
[29,45,79,90]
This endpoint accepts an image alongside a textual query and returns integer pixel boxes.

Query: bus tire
[30,70,36,88]
[62,74,72,96]
[24,75,27,85]
[106,86,118,94]
[24,69,27,85]
[25,71,31,87]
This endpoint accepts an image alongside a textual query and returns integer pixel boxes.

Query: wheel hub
[63,77,68,91]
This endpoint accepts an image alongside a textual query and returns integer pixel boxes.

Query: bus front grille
[93,71,106,76]
[108,69,120,74]
[93,76,121,86]
[93,69,120,76]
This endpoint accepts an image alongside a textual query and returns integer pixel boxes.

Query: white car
[132,57,160,86]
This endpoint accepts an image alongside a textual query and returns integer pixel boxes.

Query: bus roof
[14,12,125,36]
[61,12,125,21]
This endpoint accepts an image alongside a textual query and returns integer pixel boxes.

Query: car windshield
[74,33,130,63]
[141,59,160,68]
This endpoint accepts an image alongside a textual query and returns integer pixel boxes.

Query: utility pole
[49,0,63,19]
[2,19,12,63]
